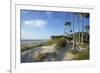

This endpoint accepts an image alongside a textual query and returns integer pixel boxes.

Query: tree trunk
[78,14,80,45]
[72,13,75,50]
[81,14,84,47]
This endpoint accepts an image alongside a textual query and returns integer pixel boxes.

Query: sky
[20,10,90,40]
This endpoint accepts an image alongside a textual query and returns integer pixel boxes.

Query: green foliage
[21,44,44,52]
[64,22,71,26]
[80,42,89,49]
[65,36,73,41]
[55,38,66,51]
[73,49,89,60]
[51,35,65,39]
[51,35,73,41]
[45,39,59,45]
[35,53,47,62]
[35,52,57,62]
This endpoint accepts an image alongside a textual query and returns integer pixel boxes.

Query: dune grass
[70,49,79,54]
[72,49,89,60]
[55,38,67,51]
[35,53,47,62]
[34,52,57,62]
[45,39,60,45]
[21,44,44,52]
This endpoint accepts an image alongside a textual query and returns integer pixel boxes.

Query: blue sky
[21,10,90,40]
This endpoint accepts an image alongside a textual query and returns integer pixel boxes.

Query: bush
[51,35,73,41]
[55,38,66,51]
[45,39,58,45]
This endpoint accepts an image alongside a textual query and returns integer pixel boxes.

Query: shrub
[55,38,66,51]
[45,39,58,45]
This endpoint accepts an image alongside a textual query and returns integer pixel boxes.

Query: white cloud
[24,19,47,29]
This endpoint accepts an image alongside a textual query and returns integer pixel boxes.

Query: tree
[85,25,89,32]
[64,22,71,36]
[84,13,89,42]
[72,12,75,50]
[75,13,81,45]
[79,13,89,46]
[80,13,85,46]
[85,25,89,41]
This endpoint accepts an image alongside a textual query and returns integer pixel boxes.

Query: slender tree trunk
[78,14,80,45]
[81,14,84,46]
[72,13,75,50]
[64,26,67,36]
[86,19,88,41]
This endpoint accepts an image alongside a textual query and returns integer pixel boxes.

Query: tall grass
[55,38,67,51]
[72,49,89,60]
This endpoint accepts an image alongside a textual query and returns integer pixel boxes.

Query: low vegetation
[35,53,47,62]
[70,49,79,54]
[34,52,57,62]
[55,38,66,51]
[21,33,89,61]
[45,39,59,45]
[21,43,44,52]
[72,49,89,60]
[51,35,73,41]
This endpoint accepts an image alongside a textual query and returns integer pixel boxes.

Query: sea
[21,40,48,46]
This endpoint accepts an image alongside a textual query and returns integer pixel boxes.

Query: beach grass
[72,49,89,60]
[21,44,44,52]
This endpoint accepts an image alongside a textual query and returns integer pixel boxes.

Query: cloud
[24,19,47,29]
